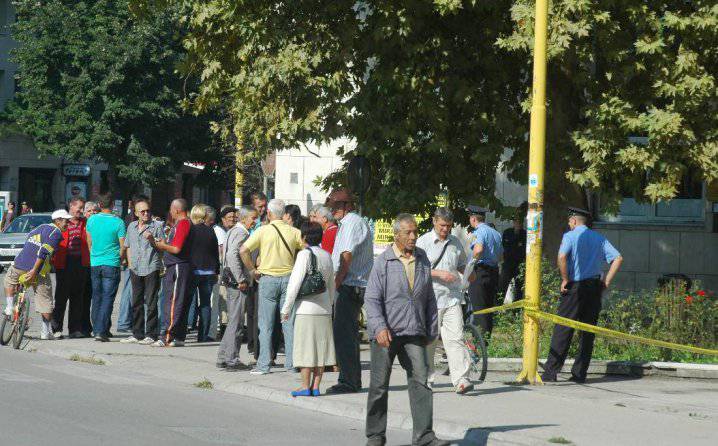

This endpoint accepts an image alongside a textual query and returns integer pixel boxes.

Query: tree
[9,0,221,196]
[130,0,718,236]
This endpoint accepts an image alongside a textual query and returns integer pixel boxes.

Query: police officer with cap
[466,205,503,337]
[542,207,623,383]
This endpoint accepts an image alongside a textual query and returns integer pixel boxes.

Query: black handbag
[297,248,326,298]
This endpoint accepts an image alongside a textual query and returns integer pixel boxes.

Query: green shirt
[86,212,126,267]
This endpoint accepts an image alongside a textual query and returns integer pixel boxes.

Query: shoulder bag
[297,248,326,298]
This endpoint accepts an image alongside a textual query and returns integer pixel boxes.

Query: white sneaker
[249,368,269,375]
[138,337,155,345]
[455,379,474,395]
[168,340,184,347]
[120,336,139,344]
[151,339,166,347]
[40,332,55,341]
[53,332,64,340]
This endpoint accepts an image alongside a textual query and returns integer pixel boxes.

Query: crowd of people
[2,186,623,446]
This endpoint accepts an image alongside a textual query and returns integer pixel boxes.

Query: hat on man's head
[567,207,592,219]
[466,205,488,216]
[325,188,355,209]
[51,209,72,220]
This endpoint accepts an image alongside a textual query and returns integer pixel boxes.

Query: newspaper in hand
[460,257,478,291]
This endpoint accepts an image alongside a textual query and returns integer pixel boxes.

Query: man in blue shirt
[542,207,623,383]
[466,205,503,336]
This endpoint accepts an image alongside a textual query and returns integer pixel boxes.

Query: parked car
[0,213,53,272]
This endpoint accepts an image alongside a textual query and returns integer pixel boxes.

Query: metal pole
[234,148,244,208]
[516,0,549,385]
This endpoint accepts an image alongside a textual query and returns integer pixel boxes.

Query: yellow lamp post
[516,0,549,385]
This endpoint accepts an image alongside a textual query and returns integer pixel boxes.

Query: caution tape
[471,300,526,315]
[527,308,718,357]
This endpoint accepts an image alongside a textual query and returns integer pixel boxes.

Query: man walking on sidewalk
[325,188,373,394]
[240,199,303,374]
[417,207,474,394]
[217,205,257,370]
[148,198,194,347]
[121,198,164,345]
[51,197,90,339]
[86,192,126,342]
[364,214,447,446]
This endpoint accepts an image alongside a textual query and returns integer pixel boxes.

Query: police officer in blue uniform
[542,207,623,383]
[466,205,503,337]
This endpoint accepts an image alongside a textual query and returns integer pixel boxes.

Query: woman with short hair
[281,221,335,397]
[187,204,219,342]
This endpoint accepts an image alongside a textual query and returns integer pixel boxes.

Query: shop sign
[62,164,91,177]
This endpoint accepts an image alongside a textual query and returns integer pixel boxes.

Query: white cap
[51,209,72,220]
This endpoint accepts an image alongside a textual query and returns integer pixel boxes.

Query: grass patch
[194,378,213,390]
[548,437,572,444]
[69,354,105,366]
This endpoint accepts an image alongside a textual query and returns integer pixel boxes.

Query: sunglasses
[138,209,151,214]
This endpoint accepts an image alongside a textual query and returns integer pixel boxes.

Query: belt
[475,263,499,271]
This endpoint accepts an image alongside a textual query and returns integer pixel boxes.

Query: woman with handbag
[280,221,336,397]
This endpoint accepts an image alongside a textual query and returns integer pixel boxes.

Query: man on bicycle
[3,209,72,340]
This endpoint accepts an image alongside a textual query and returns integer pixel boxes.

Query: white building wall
[274,137,354,213]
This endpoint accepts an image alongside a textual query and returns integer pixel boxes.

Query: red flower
[696,290,706,297]
[685,295,694,304]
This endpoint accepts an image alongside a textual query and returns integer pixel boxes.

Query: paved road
[0,348,412,446]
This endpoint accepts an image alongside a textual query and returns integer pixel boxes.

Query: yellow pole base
[514,369,543,385]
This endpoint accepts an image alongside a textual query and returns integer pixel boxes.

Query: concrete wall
[274,137,354,213]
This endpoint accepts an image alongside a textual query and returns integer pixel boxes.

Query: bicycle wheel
[0,312,13,346]
[12,296,29,350]
[461,324,488,383]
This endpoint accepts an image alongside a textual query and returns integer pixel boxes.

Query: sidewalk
[20,330,718,446]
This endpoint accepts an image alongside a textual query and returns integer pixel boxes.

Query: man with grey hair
[416,207,474,394]
[365,213,445,446]
[312,205,338,254]
[217,205,257,370]
[240,198,304,374]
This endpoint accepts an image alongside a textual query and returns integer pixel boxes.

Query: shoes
[312,388,321,396]
[138,337,155,345]
[151,340,166,347]
[94,335,109,342]
[225,362,250,371]
[366,437,386,446]
[541,373,557,383]
[568,375,586,384]
[168,340,185,347]
[291,388,312,397]
[287,367,300,374]
[40,332,55,341]
[455,380,474,395]
[68,331,84,339]
[53,331,64,339]
[325,384,359,395]
[249,368,269,375]
[120,336,139,344]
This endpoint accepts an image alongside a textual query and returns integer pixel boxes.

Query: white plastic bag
[503,278,516,304]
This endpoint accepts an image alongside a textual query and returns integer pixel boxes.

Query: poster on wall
[65,181,88,205]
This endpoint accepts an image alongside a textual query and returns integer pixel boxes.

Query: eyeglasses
[138,210,150,214]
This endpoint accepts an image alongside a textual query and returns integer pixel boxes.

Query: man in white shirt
[416,207,474,394]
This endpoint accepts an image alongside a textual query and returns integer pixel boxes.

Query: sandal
[291,388,312,397]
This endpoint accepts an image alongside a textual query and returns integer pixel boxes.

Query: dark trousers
[217,287,248,366]
[468,264,499,336]
[130,270,160,340]
[543,279,603,380]
[366,336,437,446]
[81,268,93,335]
[161,263,193,343]
[51,257,88,334]
[500,260,524,300]
[246,287,259,358]
[333,285,363,391]
[90,266,121,337]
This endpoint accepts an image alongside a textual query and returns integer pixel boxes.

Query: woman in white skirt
[281,221,336,397]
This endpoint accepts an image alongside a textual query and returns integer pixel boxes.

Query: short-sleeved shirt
[331,212,374,287]
[392,244,416,291]
[13,223,63,272]
[559,225,620,282]
[469,223,503,267]
[243,220,303,276]
[416,230,468,309]
[86,212,126,267]
[164,218,192,266]
[125,220,164,276]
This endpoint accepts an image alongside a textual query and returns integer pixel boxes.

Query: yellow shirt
[392,244,416,291]
[244,220,304,276]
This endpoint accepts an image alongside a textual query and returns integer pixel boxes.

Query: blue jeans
[192,274,217,342]
[117,268,133,331]
[257,274,293,372]
[90,266,121,336]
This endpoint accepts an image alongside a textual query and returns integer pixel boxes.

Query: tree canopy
[8,0,222,193]
[132,0,718,219]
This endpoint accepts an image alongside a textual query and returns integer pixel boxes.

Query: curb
[486,358,718,379]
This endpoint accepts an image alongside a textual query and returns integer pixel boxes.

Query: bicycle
[0,275,32,349]
[437,300,489,384]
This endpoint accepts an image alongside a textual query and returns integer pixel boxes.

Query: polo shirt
[243,220,303,276]
[392,244,416,291]
[86,212,126,267]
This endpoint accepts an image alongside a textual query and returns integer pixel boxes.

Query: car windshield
[2,215,52,234]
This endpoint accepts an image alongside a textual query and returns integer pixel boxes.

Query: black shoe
[216,362,227,369]
[366,437,385,446]
[426,439,451,446]
[94,336,109,342]
[541,373,557,382]
[225,362,250,371]
[568,375,586,384]
[326,384,359,395]
[103,332,114,338]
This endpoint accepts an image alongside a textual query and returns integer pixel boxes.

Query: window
[0,1,7,34]
[289,172,298,184]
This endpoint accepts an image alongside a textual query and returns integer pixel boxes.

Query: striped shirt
[332,211,374,288]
